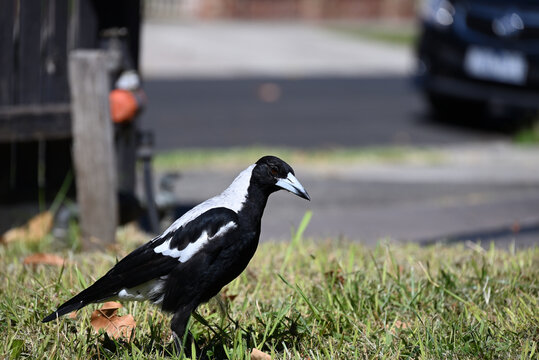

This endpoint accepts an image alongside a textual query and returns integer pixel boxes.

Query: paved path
[141,21,413,78]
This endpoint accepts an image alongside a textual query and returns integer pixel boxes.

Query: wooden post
[69,50,118,249]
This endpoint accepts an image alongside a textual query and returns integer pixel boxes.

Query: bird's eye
[270,166,279,176]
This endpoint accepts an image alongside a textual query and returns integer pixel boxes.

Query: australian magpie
[42,155,310,350]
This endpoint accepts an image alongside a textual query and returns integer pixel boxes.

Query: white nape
[160,164,254,237]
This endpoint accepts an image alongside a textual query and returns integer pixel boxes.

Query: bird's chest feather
[196,227,260,300]
[220,229,259,271]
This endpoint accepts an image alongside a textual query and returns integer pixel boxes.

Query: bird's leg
[171,309,195,357]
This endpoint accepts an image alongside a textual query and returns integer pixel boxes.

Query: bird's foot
[172,331,202,359]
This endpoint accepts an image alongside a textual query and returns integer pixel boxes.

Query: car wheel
[427,92,486,121]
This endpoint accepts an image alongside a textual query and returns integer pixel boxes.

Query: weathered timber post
[69,50,118,249]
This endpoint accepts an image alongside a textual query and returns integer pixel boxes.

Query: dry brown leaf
[90,302,135,340]
[324,269,345,285]
[220,289,238,302]
[394,320,409,329]
[28,211,53,239]
[101,301,123,311]
[96,301,123,318]
[23,253,66,266]
[251,348,271,360]
[68,311,78,319]
[91,312,136,340]
[1,227,27,244]
[386,320,411,334]
[1,211,53,244]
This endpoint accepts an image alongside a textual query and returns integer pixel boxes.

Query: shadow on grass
[418,221,539,249]
[88,307,307,359]
[191,309,307,360]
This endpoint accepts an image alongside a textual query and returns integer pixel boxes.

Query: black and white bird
[42,156,310,349]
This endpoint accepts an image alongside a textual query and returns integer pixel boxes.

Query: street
[141,76,508,150]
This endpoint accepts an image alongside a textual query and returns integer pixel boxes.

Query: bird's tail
[42,297,86,322]
[42,282,113,323]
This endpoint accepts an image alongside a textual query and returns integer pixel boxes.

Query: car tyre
[427,92,486,121]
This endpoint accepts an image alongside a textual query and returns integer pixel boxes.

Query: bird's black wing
[42,207,239,322]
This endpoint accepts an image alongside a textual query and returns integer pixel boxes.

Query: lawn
[514,122,539,146]
[325,22,418,47]
[153,146,443,172]
[1,214,537,359]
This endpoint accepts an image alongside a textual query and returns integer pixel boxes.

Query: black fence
[0,0,140,203]
[0,0,100,141]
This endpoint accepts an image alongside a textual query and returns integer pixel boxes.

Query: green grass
[326,22,418,46]
[153,146,444,171]
[514,122,539,145]
[1,221,538,359]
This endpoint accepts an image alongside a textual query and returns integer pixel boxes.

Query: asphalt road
[141,76,509,150]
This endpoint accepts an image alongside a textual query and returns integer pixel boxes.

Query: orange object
[109,89,138,123]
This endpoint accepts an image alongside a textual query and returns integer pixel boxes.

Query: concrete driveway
[141,21,413,78]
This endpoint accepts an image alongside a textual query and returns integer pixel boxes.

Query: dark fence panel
[0,0,101,141]
[0,0,141,205]
[0,0,98,202]
[18,0,43,105]
[0,0,15,106]
[72,0,98,50]
[41,0,70,104]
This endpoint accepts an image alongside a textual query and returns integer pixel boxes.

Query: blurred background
[1,0,539,248]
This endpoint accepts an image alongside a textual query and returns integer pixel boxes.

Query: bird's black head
[252,156,310,201]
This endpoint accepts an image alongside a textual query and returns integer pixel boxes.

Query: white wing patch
[154,221,237,262]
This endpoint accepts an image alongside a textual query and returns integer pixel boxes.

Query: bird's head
[252,156,310,201]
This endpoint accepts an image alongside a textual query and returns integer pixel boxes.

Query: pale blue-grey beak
[276,173,310,201]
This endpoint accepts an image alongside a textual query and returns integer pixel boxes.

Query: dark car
[415,0,539,120]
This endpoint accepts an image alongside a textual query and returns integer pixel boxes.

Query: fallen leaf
[68,311,78,319]
[324,269,345,285]
[386,320,411,334]
[394,320,409,329]
[90,302,135,340]
[23,253,66,266]
[251,348,271,360]
[91,312,136,340]
[1,211,53,244]
[220,288,238,302]
[0,227,27,244]
[95,301,123,318]
[101,301,123,311]
[28,212,53,239]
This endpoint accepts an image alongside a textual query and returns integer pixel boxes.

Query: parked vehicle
[415,0,539,120]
